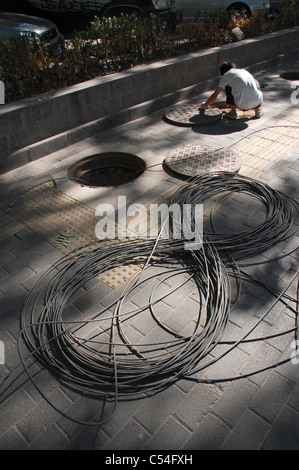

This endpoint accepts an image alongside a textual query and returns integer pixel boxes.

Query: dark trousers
[225,86,235,106]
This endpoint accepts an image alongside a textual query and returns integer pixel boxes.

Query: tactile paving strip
[164,105,222,127]
[165,144,242,177]
[7,182,95,255]
[2,182,143,289]
[101,263,143,289]
[3,181,184,290]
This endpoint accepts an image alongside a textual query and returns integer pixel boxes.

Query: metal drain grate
[164,105,222,127]
[165,144,242,177]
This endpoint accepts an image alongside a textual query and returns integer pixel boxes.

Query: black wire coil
[20,237,231,399]
[2,171,297,426]
[169,171,299,262]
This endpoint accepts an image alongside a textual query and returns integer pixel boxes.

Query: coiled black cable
[19,237,231,401]
[1,169,298,427]
[169,171,299,262]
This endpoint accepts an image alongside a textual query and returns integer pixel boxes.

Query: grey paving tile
[265,314,297,353]
[182,413,231,450]
[64,424,109,450]
[0,426,29,450]
[72,281,113,314]
[203,346,250,383]
[95,395,148,439]
[134,386,186,434]
[240,342,284,386]
[262,406,299,450]
[212,379,259,428]
[28,424,70,450]
[222,410,270,450]
[0,265,35,293]
[16,389,73,444]
[0,389,37,436]
[288,383,299,412]
[250,371,295,423]
[174,384,222,432]
[144,416,191,450]
[102,418,151,450]
[276,350,299,384]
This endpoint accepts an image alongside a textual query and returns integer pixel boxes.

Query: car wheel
[101,7,143,20]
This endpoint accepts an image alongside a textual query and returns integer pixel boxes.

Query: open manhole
[280,72,299,81]
[68,152,146,187]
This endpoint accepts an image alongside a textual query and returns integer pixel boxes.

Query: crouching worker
[203,61,263,119]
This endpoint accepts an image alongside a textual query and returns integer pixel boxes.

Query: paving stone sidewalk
[0,54,298,451]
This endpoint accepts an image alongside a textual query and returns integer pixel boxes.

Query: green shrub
[88,13,171,63]
[181,10,233,49]
[235,8,272,37]
[0,35,105,101]
[275,0,299,27]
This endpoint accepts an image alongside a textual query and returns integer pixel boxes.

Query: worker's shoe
[225,111,238,120]
[254,108,263,119]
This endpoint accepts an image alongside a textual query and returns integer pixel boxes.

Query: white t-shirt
[219,68,263,110]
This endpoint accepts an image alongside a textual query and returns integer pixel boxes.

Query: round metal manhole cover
[164,105,222,127]
[164,144,241,177]
[68,152,146,187]
[280,72,299,81]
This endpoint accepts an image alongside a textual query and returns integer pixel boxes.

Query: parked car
[0,11,63,55]
[178,0,270,19]
[24,0,182,29]
[269,0,283,10]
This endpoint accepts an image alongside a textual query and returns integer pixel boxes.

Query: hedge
[1,0,298,103]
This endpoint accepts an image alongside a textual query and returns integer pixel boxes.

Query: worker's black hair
[220,61,236,75]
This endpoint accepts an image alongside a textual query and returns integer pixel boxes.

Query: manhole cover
[165,144,241,177]
[280,72,299,81]
[68,152,146,187]
[164,105,222,127]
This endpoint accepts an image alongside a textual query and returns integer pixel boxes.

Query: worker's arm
[204,87,223,108]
